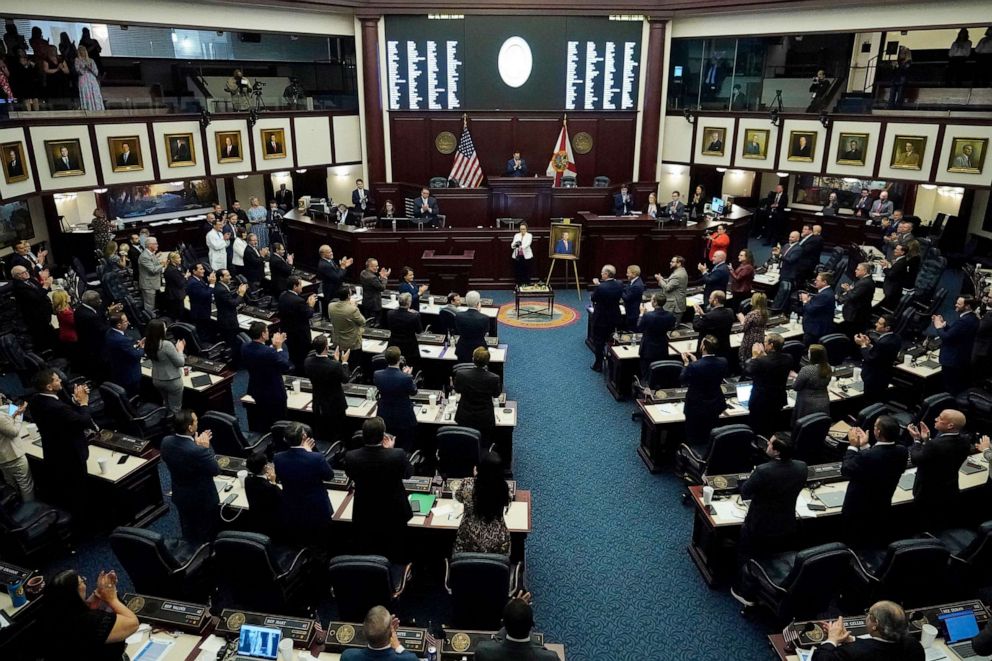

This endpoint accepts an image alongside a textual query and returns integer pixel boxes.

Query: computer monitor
[939,610,980,644]
[735,382,753,409]
[237,624,281,660]
[710,197,726,215]
[673,65,684,78]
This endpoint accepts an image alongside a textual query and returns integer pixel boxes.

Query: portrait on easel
[549,222,581,260]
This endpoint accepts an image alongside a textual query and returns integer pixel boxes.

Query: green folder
[408,493,437,515]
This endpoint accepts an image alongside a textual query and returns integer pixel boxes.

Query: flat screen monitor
[236,625,281,660]
[939,610,979,644]
[673,65,683,78]
[710,197,726,215]
[735,382,753,408]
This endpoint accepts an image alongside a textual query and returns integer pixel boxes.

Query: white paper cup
[702,485,714,505]
[429,296,435,306]
[278,638,295,661]
[237,470,248,489]
[97,457,109,474]
[904,354,913,365]
[853,367,862,382]
[390,293,397,302]
[428,393,437,406]
[920,624,937,648]
[292,379,302,393]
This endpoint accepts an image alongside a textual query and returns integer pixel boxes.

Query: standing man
[273,422,334,546]
[214,269,248,352]
[274,183,294,211]
[621,265,645,331]
[613,184,635,216]
[242,322,291,433]
[853,188,873,218]
[637,293,676,379]
[105,312,144,397]
[74,291,116,380]
[972,288,992,381]
[186,264,215,343]
[799,272,835,346]
[351,178,374,215]
[317,245,352,317]
[277,276,318,375]
[934,297,980,394]
[692,290,735,361]
[206,217,229,272]
[305,335,350,445]
[11,265,55,352]
[855,315,901,399]
[666,191,686,222]
[841,417,908,547]
[505,151,528,177]
[742,334,793,437]
[241,234,265,287]
[679,336,729,448]
[908,409,972,527]
[359,258,390,320]
[454,291,490,363]
[763,184,787,245]
[699,251,730,306]
[9,241,48,279]
[454,347,502,446]
[837,262,876,337]
[328,285,366,353]
[590,265,624,372]
[413,187,440,228]
[655,256,688,321]
[372,347,418,453]
[268,243,293,296]
[160,411,219,544]
[137,236,165,314]
[869,190,894,222]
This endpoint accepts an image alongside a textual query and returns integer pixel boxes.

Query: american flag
[447,125,484,188]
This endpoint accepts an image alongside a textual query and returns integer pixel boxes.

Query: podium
[422,250,474,294]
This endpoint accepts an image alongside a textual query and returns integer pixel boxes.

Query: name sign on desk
[325,622,426,653]
[323,469,352,490]
[0,561,31,589]
[403,476,434,493]
[216,609,316,645]
[707,462,846,494]
[92,430,150,456]
[216,455,248,477]
[441,629,544,657]
[122,594,210,633]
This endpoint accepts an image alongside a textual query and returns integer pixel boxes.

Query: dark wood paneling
[360,17,386,183]
[638,19,667,181]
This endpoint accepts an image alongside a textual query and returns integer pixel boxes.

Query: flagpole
[462,113,467,129]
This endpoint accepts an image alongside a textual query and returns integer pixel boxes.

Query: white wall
[914,186,964,221]
[967,190,990,238]
[232,175,265,207]
[54,191,98,226]
[849,32,883,93]
[327,164,363,207]
[658,164,690,198]
[722,170,756,197]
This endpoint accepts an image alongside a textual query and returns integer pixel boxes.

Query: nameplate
[91,430,150,456]
[123,594,210,633]
[282,375,313,393]
[216,454,248,477]
[410,390,443,405]
[184,354,227,375]
[238,305,277,320]
[403,476,433,493]
[324,469,351,490]
[343,384,376,399]
[416,332,447,345]
[217,609,316,645]
[363,327,391,340]
[310,319,334,333]
[324,622,426,652]
[441,629,544,657]
[0,562,31,589]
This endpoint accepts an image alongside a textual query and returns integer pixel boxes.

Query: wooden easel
[546,258,582,299]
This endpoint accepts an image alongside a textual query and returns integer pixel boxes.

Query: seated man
[813,600,923,660]
[341,606,418,660]
[475,591,559,661]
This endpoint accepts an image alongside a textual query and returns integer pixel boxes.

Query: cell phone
[6,404,18,417]
[117,455,129,465]
[807,503,827,511]
[410,499,421,514]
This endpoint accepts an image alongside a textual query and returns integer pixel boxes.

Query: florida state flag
[546,121,577,187]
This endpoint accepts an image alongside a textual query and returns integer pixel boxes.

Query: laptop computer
[941,610,990,660]
[235,624,281,660]
[735,382,753,410]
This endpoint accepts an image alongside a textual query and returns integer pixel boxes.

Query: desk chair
[428,177,448,189]
[593,176,610,188]
[781,340,807,369]
[0,484,72,561]
[168,322,228,361]
[268,420,344,465]
[98,382,171,442]
[199,411,270,458]
[213,531,318,616]
[742,542,857,622]
[851,538,950,609]
[676,424,756,485]
[930,520,992,594]
[791,413,833,464]
[109,526,212,602]
[435,307,457,335]
[561,179,577,188]
[819,333,853,365]
[631,360,684,420]
[917,393,958,428]
[328,555,412,622]
[436,426,485,479]
[445,553,521,630]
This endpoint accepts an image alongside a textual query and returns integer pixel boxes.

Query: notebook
[408,493,437,516]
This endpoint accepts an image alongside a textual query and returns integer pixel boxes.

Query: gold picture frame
[787,131,817,163]
[836,132,869,166]
[215,131,244,164]
[261,128,287,160]
[889,135,927,171]
[741,128,769,160]
[549,222,581,261]
[45,139,86,177]
[1,141,29,184]
[165,133,196,168]
[946,137,988,175]
[700,127,726,157]
[108,135,144,173]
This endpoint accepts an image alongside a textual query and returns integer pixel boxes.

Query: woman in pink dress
[75,46,104,111]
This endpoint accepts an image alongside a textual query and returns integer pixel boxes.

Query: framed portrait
[946,137,988,175]
[836,132,869,166]
[549,222,581,260]
[889,135,927,171]
[741,129,770,160]
[108,136,143,173]
[700,127,726,157]
[215,131,244,164]
[260,128,287,160]
[45,139,86,178]
[787,131,817,163]
[165,133,196,168]
[1,142,29,184]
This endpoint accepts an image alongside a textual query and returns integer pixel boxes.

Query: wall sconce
[818,111,831,129]
[683,108,695,125]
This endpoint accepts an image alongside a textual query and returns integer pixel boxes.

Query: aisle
[490,289,769,658]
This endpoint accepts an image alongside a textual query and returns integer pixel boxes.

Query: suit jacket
[665,200,686,221]
[213,282,242,332]
[613,192,636,215]
[938,311,979,368]
[351,188,374,212]
[373,367,417,430]
[869,199,895,218]
[412,196,439,219]
[853,195,873,216]
[386,309,423,363]
[326,302,363,352]
[910,432,971,507]
[305,353,348,419]
[621,277,645,328]
[638,308,676,364]
[278,291,315,360]
[779,243,803,281]
[274,188,294,209]
[163,265,186,305]
[116,151,135,167]
[273,447,334,529]
[799,235,824,274]
[454,308,490,363]
[12,279,52,331]
[53,155,77,171]
[359,269,385,316]
[702,262,730,302]
[127,243,144,273]
[838,276,875,326]
[454,366,501,431]
[138,250,163,292]
[172,143,191,161]
[7,158,23,177]
[660,267,688,315]
[345,444,413,529]
[398,281,422,310]
[692,306,735,357]
[186,276,213,321]
[104,329,143,393]
[265,140,282,155]
[680,355,729,417]
[159,434,220,522]
[341,647,419,661]
[317,258,346,301]
[881,256,910,305]
[810,638,923,660]
[591,279,623,329]
[554,239,576,255]
[740,457,808,542]
[475,638,559,661]
[245,474,283,539]
[30,392,92,486]
[268,254,292,294]
[74,303,108,359]
[504,158,529,177]
[861,332,901,394]
[10,253,41,276]
[973,313,992,363]
[242,245,264,284]
[242,341,291,404]
[744,351,793,412]
[841,443,908,524]
[802,287,835,338]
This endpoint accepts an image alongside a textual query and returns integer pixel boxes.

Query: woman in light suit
[510,222,533,285]
[145,318,186,413]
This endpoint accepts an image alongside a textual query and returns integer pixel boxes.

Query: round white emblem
[498,37,533,89]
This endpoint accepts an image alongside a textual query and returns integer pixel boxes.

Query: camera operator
[283,77,305,109]
[224,68,252,111]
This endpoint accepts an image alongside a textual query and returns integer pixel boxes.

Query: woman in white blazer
[510,222,534,285]
[206,219,229,271]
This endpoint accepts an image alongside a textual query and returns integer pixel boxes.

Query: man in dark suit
[792,135,811,158]
[6,147,23,177]
[244,451,283,540]
[74,290,114,379]
[265,134,282,155]
[853,188,873,217]
[359,258,389,319]
[30,369,93,523]
[115,142,135,168]
[412,187,440,227]
[351,179,373,214]
[273,421,334,546]
[372,347,418,452]
[274,184,294,211]
[590,265,624,371]
[704,131,723,152]
[317,244,351,317]
[908,409,972,527]
[278,276,318,375]
[160,410,220,544]
[555,230,576,255]
[742,334,793,436]
[242,322,291,433]
[454,347,501,445]
[171,138,191,163]
[855,315,901,399]
[799,224,824,283]
[692,291,735,360]
[934,296,980,394]
[504,151,528,177]
[637,293,676,379]
[778,232,803,286]
[621,265,645,331]
[341,607,420,661]
[241,234,265,286]
[814,601,925,660]
[305,335,350,445]
[385,295,423,370]
[474,592,559,661]
[841,416,908,548]
[841,139,864,163]
[11,264,55,352]
[679,336,729,447]
[9,240,47,278]
[229,201,249,224]
[268,243,293,296]
[837,262,875,337]
[186,263,215,343]
[104,312,144,397]
[699,251,730,306]
[973,289,992,380]
[761,185,787,245]
[344,417,414,560]
[220,136,239,159]
[800,272,835,346]
[665,191,686,222]
[53,146,78,171]
[454,291,490,363]
[877,242,912,311]
[214,269,248,352]
[613,184,635,216]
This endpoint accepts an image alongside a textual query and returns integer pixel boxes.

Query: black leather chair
[212,531,317,615]
[593,176,610,188]
[791,413,833,464]
[436,426,484,479]
[445,553,521,630]
[743,542,857,621]
[199,411,270,458]
[819,333,853,365]
[435,308,457,335]
[676,424,756,485]
[328,555,412,622]
[932,520,992,591]
[0,485,72,560]
[370,353,388,376]
[109,527,211,601]
[168,322,228,361]
[781,341,807,369]
[428,176,449,189]
[852,538,950,608]
[918,393,957,427]
[98,382,171,442]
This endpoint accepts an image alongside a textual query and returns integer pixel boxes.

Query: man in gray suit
[655,255,689,321]
[137,236,165,314]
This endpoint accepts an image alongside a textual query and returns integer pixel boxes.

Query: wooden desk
[893,350,943,400]
[786,209,883,249]
[139,362,235,416]
[770,629,962,660]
